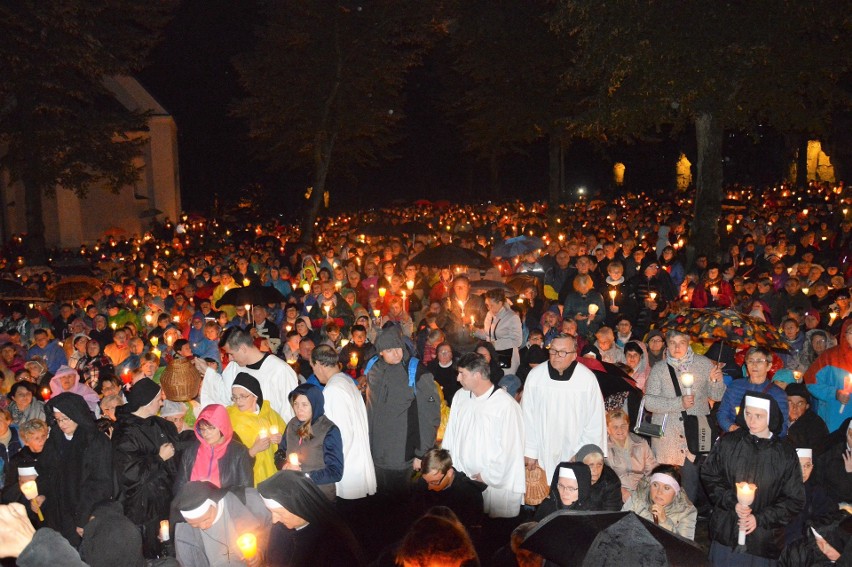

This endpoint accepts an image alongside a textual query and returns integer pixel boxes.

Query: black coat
[112,412,179,525]
[701,428,805,559]
[785,479,837,545]
[587,465,623,512]
[173,437,254,500]
[815,440,852,504]
[787,410,830,456]
[39,394,115,547]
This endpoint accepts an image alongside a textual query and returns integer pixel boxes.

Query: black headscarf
[123,378,161,413]
[233,372,263,408]
[79,501,145,567]
[548,461,593,511]
[174,480,228,513]
[47,392,97,431]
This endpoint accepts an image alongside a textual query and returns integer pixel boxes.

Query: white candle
[680,373,694,396]
[159,519,170,542]
[288,453,300,467]
[258,429,268,440]
[588,304,599,315]
[735,482,757,545]
[609,289,617,306]
[840,374,852,414]
[269,425,279,436]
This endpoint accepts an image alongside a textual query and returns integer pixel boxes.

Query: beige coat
[605,432,657,492]
[643,355,726,465]
[623,477,698,540]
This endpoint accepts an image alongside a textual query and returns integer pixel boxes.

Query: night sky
[137,1,788,214]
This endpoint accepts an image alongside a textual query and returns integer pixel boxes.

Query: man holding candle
[112,378,180,558]
[701,392,805,565]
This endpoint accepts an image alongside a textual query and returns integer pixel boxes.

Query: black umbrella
[522,510,709,567]
[408,245,492,270]
[215,284,285,308]
[0,279,49,302]
[469,279,515,295]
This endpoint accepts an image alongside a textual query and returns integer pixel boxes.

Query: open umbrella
[656,308,788,350]
[0,279,50,302]
[506,274,543,294]
[215,284,285,308]
[47,276,103,302]
[408,245,492,270]
[522,510,709,567]
[399,221,431,234]
[15,266,52,278]
[491,235,545,258]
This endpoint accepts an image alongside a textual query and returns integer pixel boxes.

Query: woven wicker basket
[160,358,201,402]
[524,465,550,506]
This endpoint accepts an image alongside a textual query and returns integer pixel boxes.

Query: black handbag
[668,364,713,454]
[495,348,513,369]
[633,397,667,438]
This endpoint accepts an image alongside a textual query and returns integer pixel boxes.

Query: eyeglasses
[54,416,73,424]
[548,349,576,358]
[197,424,219,433]
[557,483,579,492]
[231,394,254,402]
[425,472,447,486]
[746,359,770,365]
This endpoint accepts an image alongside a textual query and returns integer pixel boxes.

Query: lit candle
[288,453,300,467]
[173,315,180,323]
[236,532,258,560]
[166,335,174,347]
[839,374,852,414]
[735,406,740,415]
[710,285,719,298]
[324,304,331,318]
[649,291,657,301]
[335,281,342,290]
[20,481,43,521]
[406,280,414,291]
[111,322,117,330]
[588,304,599,316]
[258,428,269,440]
[269,425,279,436]
[243,278,250,287]
[793,371,802,383]
[41,387,50,401]
[378,287,387,298]
[680,373,694,396]
[609,289,617,306]
[829,311,838,325]
[159,519,170,542]
[470,315,475,326]
[735,482,757,545]
[350,352,359,368]
[302,282,310,294]
[152,347,161,358]
[145,313,153,324]
[373,309,381,319]
[802,287,809,296]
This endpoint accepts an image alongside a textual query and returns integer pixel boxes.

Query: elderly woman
[533,461,593,520]
[472,288,523,375]
[226,373,286,486]
[49,365,100,416]
[573,444,622,511]
[75,339,115,390]
[7,382,45,427]
[605,409,657,503]
[701,392,805,566]
[259,470,365,566]
[623,464,697,540]
[38,392,114,546]
[643,329,726,504]
[623,340,651,391]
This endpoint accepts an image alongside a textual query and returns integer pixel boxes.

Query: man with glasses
[412,447,485,528]
[785,383,828,454]
[521,334,606,482]
[715,346,789,437]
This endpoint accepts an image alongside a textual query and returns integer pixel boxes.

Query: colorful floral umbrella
[655,308,789,350]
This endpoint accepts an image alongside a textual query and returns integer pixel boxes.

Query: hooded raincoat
[805,319,852,432]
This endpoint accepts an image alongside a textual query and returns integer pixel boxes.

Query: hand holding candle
[20,481,44,521]
[839,374,852,414]
[609,289,617,306]
[680,373,694,396]
[588,304,599,316]
[735,482,757,545]
[159,519,170,542]
[236,532,258,560]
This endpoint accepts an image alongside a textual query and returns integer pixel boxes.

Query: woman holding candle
[472,288,523,375]
[643,329,726,505]
[623,464,697,540]
[804,319,852,432]
[226,373,286,486]
[701,392,805,566]
[274,384,343,501]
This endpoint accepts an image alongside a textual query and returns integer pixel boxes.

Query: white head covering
[558,467,576,480]
[796,448,813,459]
[744,395,770,413]
[180,499,215,520]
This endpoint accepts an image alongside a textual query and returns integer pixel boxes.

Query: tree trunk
[23,180,48,264]
[796,136,809,189]
[548,132,560,206]
[300,152,332,245]
[691,112,723,261]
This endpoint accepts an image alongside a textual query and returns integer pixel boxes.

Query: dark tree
[0,1,176,261]
[551,0,850,259]
[234,1,441,243]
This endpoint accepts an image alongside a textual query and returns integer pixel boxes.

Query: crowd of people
[0,180,850,566]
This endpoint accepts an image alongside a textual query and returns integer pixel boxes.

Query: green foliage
[234,1,441,177]
[0,0,176,197]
